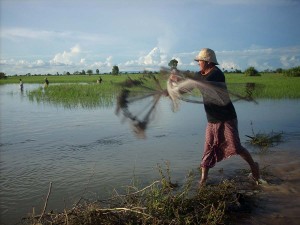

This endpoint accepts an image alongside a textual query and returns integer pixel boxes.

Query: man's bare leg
[239,148,260,180]
[199,167,209,186]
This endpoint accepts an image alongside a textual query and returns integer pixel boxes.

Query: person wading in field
[44,78,49,88]
[19,79,24,91]
[170,48,260,186]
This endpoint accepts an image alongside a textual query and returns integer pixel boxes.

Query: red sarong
[201,119,246,168]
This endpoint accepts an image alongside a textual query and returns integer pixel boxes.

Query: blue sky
[1,0,300,75]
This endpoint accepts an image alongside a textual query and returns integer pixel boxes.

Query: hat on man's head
[194,48,219,65]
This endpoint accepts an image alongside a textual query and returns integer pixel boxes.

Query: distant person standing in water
[97,76,103,84]
[19,79,24,91]
[44,78,49,88]
[169,48,260,186]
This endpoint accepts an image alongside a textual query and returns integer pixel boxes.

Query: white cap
[194,48,219,65]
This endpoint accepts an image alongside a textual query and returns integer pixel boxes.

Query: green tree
[168,59,178,70]
[87,69,93,76]
[283,66,300,77]
[0,72,7,79]
[81,70,86,75]
[112,65,119,75]
[96,69,99,75]
[244,66,260,76]
[234,69,242,73]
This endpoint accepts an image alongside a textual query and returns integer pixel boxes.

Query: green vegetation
[112,65,120,75]
[283,66,300,77]
[225,73,300,98]
[168,59,179,70]
[245,122,283,150]
[27,84,120,108]
[246,131,283,150]
[25,75,158,108]
[244,66,260,76]
[22,164,258,225]
[1,72,300,109]
[0,74,130,84]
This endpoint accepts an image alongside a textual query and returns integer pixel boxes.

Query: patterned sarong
[201,119,246,168]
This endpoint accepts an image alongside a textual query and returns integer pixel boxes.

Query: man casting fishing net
[116,48,260,186]
[168,48,260,186]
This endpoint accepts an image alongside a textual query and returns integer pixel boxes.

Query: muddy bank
[200,136,299,225]
[243,148,300,225]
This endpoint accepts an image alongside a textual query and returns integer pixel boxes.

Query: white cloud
[1,45,299,75]
[122,47,167,69]
[16,60,29,66]
[1,28,56,40]
[71,45,80,54]
[35,60,45,66]
[220,61,240,70]
[140,47,166,65]
[50,45,81,65]
[280,55,300,67]
[143,47,161,65]
[91,56,113,68]
[0,27,115,44]
[216,46,300,70]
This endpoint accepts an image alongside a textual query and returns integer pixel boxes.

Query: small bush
[0,72,7,79]
[244,67,260,76]
[283,66,300,77]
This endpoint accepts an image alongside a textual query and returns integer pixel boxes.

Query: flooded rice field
[1,84,300,224]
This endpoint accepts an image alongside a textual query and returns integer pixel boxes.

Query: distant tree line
[221,67,288,75]
[1,64,299,79]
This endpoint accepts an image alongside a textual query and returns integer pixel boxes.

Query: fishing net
[116,68,259,138]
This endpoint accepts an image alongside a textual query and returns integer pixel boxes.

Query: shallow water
[0,84,300,224]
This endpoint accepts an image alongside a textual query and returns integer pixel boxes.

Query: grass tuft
[246,122,283,150]
[21,163,259,225]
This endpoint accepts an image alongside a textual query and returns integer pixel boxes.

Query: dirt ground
[241,149,300,225]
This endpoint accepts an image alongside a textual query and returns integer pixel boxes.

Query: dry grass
[20,163,260,225]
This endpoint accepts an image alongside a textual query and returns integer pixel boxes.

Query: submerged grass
[0,74,130,84]
[2,73,300,99]
[21,164,258,225]
[245,122,284,151]
[27,83,122,108]
[246,132,283,150]
[21,73,300,109]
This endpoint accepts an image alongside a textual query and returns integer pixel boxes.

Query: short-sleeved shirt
[193,67,237,123]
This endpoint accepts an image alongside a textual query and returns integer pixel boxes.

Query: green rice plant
[26,74,165,109]
[0,74,134,84]
[27,83,123,108]
[225,73,300,98]
[2,73,300,98]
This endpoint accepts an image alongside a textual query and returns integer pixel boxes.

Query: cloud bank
[1,45,299,75]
